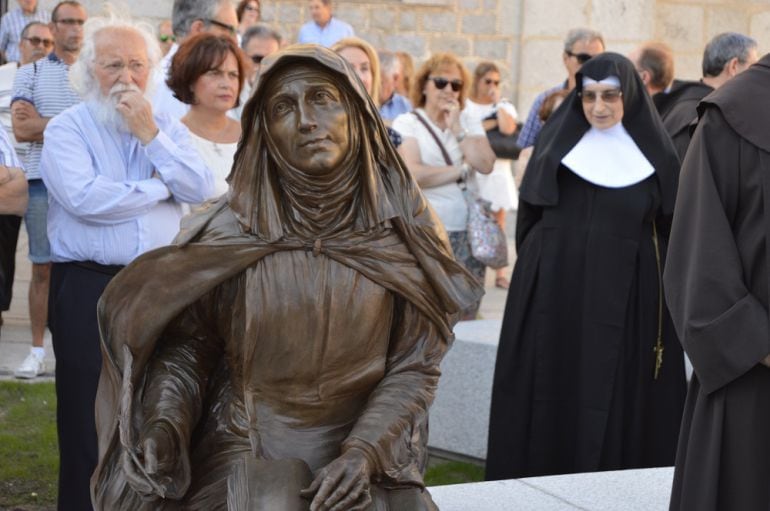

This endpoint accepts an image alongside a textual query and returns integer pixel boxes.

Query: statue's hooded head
[228,44,409,240]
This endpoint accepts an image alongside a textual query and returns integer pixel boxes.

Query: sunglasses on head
[250,54,265,64]
[159,34,176,43]
[565,50,593,64]
[484,78,500,86]
[23,36,53,48]
[428,77,463,92]
[578,89,622,103]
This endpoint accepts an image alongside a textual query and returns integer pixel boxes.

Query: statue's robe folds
[91,198,482,510]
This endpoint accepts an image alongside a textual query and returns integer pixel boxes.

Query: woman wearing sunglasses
[463,61,520,289]
[393,52,495,320]
[486,53,687,480]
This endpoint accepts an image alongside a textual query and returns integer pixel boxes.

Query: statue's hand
[300,448,373,511]
[123,423,180,500]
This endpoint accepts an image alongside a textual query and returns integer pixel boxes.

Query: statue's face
[264,65,350,176]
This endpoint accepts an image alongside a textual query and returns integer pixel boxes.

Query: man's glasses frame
[53,18,85,26]
[159,34,176,43]
[204,18,237,36]
[428,76,463,92]
[565,50,593,64]
[23,36,54,48]
[250,54,265,65]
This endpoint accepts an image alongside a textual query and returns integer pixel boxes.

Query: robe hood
[520,52,680,214]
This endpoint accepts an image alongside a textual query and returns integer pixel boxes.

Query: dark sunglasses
[159,34,176,43]
[23,36,54,48]
[204,18,237,36]
[484,78,500,86]
[429,76,463,92]
[578,89,623,104]
[250,54,265,64]
[565,50,593,64]
[53,18,85,26]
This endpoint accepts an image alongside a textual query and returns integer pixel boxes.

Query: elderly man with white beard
[39,14,214,511]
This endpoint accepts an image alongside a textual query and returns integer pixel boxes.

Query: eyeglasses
[565,50,593,64]
[97,59,149,77]
[159,34,176,43]
[484,78,500,86]
[53,18,86,26]
[23,36,54,48]
[578,89,623,103]
[428,77,463,92]
[250,54,265,64]
[204,18,237,36]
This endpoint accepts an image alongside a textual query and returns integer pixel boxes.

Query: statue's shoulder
[174,196,244,245]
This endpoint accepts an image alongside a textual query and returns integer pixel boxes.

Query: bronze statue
[91,45,483,510]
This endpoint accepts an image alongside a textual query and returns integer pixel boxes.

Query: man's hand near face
[115,89,159,145]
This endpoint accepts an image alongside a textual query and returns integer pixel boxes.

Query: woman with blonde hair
[331,37,381,106]
[393,52,496,319]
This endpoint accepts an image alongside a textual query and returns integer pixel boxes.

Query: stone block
[672,52,702,82]
[499,0,523,36]
[484,0,499,10]
[400,12,418,31]
[655,4,704,52]
[428,320,500,460]
[475,38,511,61]
[384,34,428,60]
[429,35,472,56]
[706,6,749,36]
[590,0,655,41]
[430,480,577,510]
[462,14,497,35]
[522,0,589,38]
[460,0,482,10]
[278,3,303,24]
[750,11,770,55]
[335,6,367,32]
[519,39,566,97]
[369,8,398,31]
[422,12,458,33]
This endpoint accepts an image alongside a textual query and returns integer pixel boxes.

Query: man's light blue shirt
[518,83,566,149]
[297,17,354,47]
[40,101,215,266]
[379,93,412,122]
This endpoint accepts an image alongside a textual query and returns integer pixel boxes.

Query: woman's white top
[462,98,519,211]
[561,123,654,188]
[392,108,482,231]
[188,130,238,198]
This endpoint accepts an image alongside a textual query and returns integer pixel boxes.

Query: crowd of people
[0,0,766,510]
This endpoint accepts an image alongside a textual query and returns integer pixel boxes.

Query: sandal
[495,276,509,289]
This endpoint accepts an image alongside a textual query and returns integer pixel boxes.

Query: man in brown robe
[90,45,482,510]
[664,54,770,511]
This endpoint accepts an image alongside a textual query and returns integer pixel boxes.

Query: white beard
[87,83,148,133]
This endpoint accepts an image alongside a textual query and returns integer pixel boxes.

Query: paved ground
[0,212,516,381]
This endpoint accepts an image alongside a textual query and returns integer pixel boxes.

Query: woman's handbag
[412,111,509,269]
[483,110,523,160]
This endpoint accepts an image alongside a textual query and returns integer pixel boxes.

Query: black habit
[665,54,770,511]
[654,79,713,161]
[486,53,687,480]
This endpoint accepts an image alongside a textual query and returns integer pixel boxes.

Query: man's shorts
[25,179,51,264]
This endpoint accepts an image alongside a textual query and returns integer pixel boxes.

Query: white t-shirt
[188,131,238,198]
[392,108,482,232]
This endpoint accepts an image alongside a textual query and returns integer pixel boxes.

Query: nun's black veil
[520,52,680,216]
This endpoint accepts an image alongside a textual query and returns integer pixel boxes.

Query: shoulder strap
[412,110,453,166]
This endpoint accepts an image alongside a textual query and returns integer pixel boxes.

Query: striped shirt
[0,7,50,64]
[11,52,80,180]
[0,121,22,168]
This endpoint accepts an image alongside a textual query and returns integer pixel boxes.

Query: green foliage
[424,459,485,487]
[0,381,58,509]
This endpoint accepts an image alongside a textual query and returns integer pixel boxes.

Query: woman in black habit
[486,53,687,480]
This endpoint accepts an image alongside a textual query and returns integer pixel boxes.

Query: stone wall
[14,0,770,121]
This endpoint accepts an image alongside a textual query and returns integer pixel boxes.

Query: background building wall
[15,0,770,121]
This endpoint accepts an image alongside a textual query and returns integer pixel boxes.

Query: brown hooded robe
[665,54,770,511]
[90,46,482,510]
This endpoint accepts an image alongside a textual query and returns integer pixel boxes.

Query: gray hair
[20,21,48,39]
[172,0,224,38]
[241,24,282,50]
[70,13,161,99]
[564,28,604,53]
[702,32,757,77]
[378,50,400,76]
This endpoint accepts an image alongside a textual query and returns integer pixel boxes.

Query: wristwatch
[456,162,470,184]
[454,128,468,143]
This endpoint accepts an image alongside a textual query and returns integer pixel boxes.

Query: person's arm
[117,90,215,203]
[457,134,495,173]
[396,137,463,188]
[664,106,770,394]
[0,166,27,215]
[304,299,448,510]
[11,64,49,142]
[516,92,546,149]
[496,102,518,135]
[40,115,173,225]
